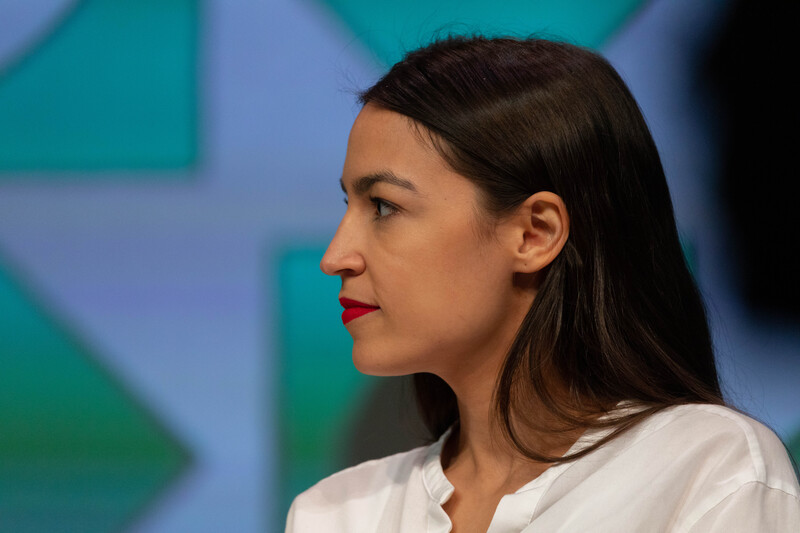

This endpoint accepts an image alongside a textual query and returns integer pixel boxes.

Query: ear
[504,191,569,273]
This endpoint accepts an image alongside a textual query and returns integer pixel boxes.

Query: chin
[351,346,415,377]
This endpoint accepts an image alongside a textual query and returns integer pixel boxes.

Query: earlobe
[512,192,569,273]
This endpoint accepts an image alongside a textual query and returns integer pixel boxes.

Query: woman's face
[321,104,533,379]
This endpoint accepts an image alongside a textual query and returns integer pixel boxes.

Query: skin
[321,104,572,533]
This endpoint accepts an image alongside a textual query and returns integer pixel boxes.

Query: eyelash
[342,196,398,220]
[370,197,398,219]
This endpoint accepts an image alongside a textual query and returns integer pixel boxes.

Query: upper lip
[339,297,380,309]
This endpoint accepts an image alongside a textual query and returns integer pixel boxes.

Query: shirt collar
[421,427,455,504]
[420,421,613,502]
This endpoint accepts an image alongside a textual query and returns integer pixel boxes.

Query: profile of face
[320,104,568,382]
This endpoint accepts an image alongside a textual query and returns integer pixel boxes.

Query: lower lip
[342,307,379,325]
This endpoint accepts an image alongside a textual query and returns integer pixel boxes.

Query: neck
[435,287,582,488]
[440,353,581,490]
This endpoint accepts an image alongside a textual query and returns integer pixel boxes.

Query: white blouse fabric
[285,404,800,532]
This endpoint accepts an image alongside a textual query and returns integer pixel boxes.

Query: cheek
[385,230,507,324]
[353,232,515,376]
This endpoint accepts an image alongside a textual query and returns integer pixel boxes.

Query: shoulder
[285,445,430,532]
[297,444,428,503]
[637,403,798,493]
[536,405,799,532]
[630,404,800,530]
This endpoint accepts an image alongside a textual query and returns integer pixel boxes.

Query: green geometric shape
[0,0,198,172]
[0,260,188,532]
[788,428,800,470]
[316,0,647,66]
[679,234,698,278]
[276,247,378,518]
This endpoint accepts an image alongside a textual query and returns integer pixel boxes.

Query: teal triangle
[0,260,189,532]
[789,429,800,469]
[0,0,198,172]
[316,0,648,66]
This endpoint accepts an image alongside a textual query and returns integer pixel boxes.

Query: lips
[339,297,380,325]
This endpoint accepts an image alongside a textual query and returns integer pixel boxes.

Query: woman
[286,36,800,532]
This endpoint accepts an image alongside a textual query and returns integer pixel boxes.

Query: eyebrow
[340,170,419,196]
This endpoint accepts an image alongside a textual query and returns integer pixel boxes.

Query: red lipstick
[339,297,380,325]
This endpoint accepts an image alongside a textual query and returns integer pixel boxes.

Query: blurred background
[1,0,797,531]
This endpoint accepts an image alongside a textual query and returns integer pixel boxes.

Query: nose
[320,216,366,277]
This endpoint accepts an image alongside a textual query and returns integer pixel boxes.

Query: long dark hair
[360,36,723,462]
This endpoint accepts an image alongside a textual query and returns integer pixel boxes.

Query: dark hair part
[360,36,723,462]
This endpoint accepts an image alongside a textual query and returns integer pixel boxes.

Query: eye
[371,197,397,219]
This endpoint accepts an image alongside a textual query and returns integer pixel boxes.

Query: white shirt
[285,404,800,532]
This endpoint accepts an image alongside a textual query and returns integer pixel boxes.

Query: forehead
[342,104,469,197]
